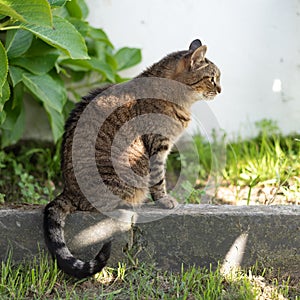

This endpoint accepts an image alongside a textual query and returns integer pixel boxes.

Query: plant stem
[0,25,21,31]
[247,186,252,205]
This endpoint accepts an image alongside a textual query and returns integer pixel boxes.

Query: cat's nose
[216,85,221,94]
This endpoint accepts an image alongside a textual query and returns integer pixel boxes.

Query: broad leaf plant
[0,0,141,147]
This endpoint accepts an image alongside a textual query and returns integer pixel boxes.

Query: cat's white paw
[155,195,179,209]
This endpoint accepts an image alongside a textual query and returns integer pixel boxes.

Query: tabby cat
[44,39,221,278]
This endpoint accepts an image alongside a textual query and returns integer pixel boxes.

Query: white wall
[86,0,300,138]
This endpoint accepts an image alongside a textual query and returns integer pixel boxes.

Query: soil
[201,184,299,205]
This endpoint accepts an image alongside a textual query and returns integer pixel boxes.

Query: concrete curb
[1,205,299,277]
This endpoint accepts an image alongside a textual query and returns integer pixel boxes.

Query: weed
[0,250,61,299]
[0,249,297,299]
[0,141,62,205]
[223,121,300,204]
[0,119,299,205]
[167,119,300,204]
[174,180,204,204]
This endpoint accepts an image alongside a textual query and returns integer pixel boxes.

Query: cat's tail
[43,192,112,279]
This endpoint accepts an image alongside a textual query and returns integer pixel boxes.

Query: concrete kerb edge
[0,205,299,276]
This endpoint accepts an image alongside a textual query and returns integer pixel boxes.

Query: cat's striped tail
[43,193,111,279]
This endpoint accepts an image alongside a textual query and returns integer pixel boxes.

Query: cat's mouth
[193,91,218,101]
[204,92,219,100]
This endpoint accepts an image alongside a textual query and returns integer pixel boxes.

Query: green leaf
[93,41,107,61]
[0,41,8,95]
[21,15,89,59]
[10,53,59,75]
[0,86,25,147]
[67,18,89,36]
[51,4,68,18]
[106,53,118,71]
[25,38,59,57]
[90,58,115,82]
[63,99,75,118]
[2,84,24,130]
[0,80,10,111]
[9,65,23,86]
[5,29,33,58]
[115,74,129,83]
[0,80,10,113]
[60,58,91,71]
[88,28,113,48]
[0,0,52,27]
[0,110,5,125]
[66,0,88,19]
[61,57,115,82]
[48,0,67,7]
[22,72,66,113]
[44,103,64,142]
[115,47,141,71]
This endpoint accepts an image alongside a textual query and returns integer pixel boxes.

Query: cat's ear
[189,39,202,51]
[175,43,207,75]
[190,45,207,68]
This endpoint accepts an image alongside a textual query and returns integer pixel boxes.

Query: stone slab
[0,208,132,265]
[0,205,299,277]
[133,205,300,277]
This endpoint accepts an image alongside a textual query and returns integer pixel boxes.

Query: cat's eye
[210,77,216,86]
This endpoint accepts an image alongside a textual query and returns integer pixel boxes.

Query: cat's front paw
[155,195,179,209]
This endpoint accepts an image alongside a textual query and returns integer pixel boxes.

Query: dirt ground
[201,184,299,205]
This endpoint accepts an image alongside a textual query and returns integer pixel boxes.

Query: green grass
[0,119,299,299]
[0,251,60,299]
[224,121,300,199]
[1,251,298,300]
[0,119,299,206]
[167,119,300,204]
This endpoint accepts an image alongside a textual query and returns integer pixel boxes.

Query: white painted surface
[86,0,300,137]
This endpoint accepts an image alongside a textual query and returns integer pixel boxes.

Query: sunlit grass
[0,250,61,299]
[0,251,297,299]
[0,119,298,206]
[168,119,300,204]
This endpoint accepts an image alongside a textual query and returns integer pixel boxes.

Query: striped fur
[44,39,221,278]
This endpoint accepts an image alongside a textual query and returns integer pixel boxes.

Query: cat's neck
[137,63,177,79]
[137,50,186,79]
[134,74,200,110]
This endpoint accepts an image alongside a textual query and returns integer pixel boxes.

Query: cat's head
[142,39,221,101]
[173,39,221,100]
